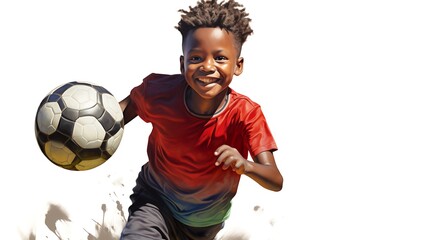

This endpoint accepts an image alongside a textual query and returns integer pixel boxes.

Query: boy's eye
[189,56,202,63]
[215,56,228,61]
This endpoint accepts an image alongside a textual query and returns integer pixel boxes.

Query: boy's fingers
[214,144,231,156]
[214,145,229,166]
[215,151,225,166]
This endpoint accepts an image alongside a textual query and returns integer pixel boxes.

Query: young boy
[119,0,283,239]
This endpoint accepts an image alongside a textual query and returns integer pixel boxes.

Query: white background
[1,0,429,239]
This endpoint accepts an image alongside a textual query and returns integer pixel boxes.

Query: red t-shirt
[130,73,277,227]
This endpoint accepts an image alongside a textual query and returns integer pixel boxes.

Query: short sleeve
[130,75,150,123]
[243,106,278,158]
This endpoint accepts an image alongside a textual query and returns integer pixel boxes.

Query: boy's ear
[234,57,244,76]
[180,55,184,74]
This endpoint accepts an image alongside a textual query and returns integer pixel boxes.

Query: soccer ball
[35,81,124,171]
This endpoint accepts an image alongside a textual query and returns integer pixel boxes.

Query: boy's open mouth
[196,77,220,85]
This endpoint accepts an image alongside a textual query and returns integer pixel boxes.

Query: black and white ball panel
[35,81,124,171]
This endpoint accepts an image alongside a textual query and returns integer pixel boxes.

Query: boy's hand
[214,145,248,175]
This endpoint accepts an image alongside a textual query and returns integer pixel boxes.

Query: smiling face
[180,27,244,108]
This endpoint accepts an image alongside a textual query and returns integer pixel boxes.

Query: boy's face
[180,27,243,101]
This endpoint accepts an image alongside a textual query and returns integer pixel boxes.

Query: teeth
[198,78,218,83]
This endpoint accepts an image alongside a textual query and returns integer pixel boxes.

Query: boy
[119,0,283,239]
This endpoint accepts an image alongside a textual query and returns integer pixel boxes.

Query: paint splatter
[44,204,71,239]
[24,174,129,239]
[85,201,124,239]
[116,200,125,220]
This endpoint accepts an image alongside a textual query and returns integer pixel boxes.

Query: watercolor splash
[23,174,128,239]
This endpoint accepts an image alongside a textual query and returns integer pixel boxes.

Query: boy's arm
[245,151,283,191]
[215,146,283,192]
[119,95,137,125]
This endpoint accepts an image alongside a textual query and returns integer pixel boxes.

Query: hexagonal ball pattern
[102,93,123,122]
[37,102,62,135]
[72,116,106,149]
[35,81,124,171]
[45,141,76,166]
[106,128,124,155]
[62,85,98,110]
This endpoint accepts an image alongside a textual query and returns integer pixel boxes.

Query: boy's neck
[185,87,229,116]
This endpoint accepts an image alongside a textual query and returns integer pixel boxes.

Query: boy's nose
[200,58,216,72]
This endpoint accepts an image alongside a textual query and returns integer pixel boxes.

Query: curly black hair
[176,0,253,52]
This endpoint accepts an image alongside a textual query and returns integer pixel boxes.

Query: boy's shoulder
[143,73,184,84]
[228,87,261,112]
[229,87,259,105]
[141,73,185,92]
[132,73,186,102]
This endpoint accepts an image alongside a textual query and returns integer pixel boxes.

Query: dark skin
[120,27,283,192]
